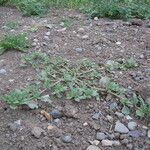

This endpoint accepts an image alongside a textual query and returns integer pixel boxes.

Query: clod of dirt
[137,83,150,104]
[31,127,45,138]
[41,110,52,121]
[63,105,78,118]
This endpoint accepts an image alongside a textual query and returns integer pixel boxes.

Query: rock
[44,36,49,40]
[82,35,89,40]
[101,140,113,146]
[78,28,85,33]
[129,130,141,138]
[89,140,100,146]
[53,118,60,124]
[50,109,62,119]
[92,112,101,120]
[113,140,121,147]
[57,28,66,32]
[63,105,78,118]
[128,121,137,131]
[121,139,129,144]
[75,48,83,53]
[33,39,38,42]
[115,112,124,118]
[45,24,53,29]
[110,102,118,110]
[86,145,101,150]
[125,115,132,120]
[96,132,107,140]
[83,122,88,126]
[45,32,50,36]
[106,115,113,123]
[126,144,133,150]
[99,77,110,88]
[147,130,150,138]
[116,41,121,45]
[47,125,56,130]
[94,17,99,21]
[62,135,72,143]
[8,120,21,131]
[0,69,6,75]
[142,125,148,130]
[31,127,44,138]
[32,42,37,47]
[114,121,129,134]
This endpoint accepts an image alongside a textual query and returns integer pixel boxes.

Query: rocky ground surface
[0,6,150,150]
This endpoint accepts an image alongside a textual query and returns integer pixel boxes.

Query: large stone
[114,121,129,134]
[86,145,101,150]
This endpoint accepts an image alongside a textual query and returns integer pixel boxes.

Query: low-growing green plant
[3,21,20,29]
[106,58,138,72]
[2,85,40,109]
[0,33,29,55]
[2,84,51,109]
[22,52,101,101]
[60,18,72,27]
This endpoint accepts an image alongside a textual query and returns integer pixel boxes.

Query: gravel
[114,121,129,134]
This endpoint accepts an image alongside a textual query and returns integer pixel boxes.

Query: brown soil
[0,6,150,150]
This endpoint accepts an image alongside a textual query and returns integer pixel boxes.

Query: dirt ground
[0,6,150,150]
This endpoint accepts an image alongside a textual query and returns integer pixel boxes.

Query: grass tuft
[0,33,29,55]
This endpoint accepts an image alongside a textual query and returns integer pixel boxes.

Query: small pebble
[101,139,113,146]
[82,35,89,40]
[121,139,129,144]
[116,41,121,45]
[128,121,137,131]
[50,109,62,119]
[92,112,101,120]
[62,135,72,143]
[94,17,99,21]
[45,32,50,36]
[114,121,129,134]
[75,48,83,53]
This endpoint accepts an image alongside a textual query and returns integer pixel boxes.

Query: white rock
[82,35,89,40]
[106,115,113,123]
[78,27,85,33]
[101,140,113,146]
[115,112,124,118]
[128,121,137,131]
[86,145,101,150]
[44,36,49,40]
[83,122,88,126]
[75,48,83,53]
[94,17,99,21]
[0,69,6,75]
[45,32,50,36]
[114,121,129,134]
[113,140,121,147]
[57,28,66,32]
[116,41,121,45]
[125,115,132,120]
[148,130,150,138]
[90,140,100,146]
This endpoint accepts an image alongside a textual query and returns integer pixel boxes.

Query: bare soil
[0,6,150,150]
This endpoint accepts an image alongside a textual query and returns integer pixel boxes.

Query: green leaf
[136,109,145,117]
[121,106,130,115]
